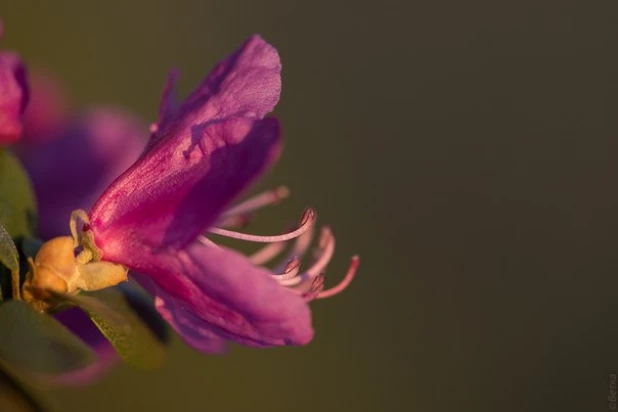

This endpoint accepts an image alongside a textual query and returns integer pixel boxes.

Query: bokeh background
[4,1,618,411]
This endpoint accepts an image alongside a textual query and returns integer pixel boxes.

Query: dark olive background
[4,1,618,411]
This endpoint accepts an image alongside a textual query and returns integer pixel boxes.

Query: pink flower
[81,35,358,353]
[0,20,29,144]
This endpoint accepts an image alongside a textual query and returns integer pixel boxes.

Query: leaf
[0,224,19,273]
[61,288,166,369]
[0,301,96,375]
[0,150,37,238]
[20,237,43,260]
[119,282,169,344]
[0,361,50,412]
[0,223,20,300]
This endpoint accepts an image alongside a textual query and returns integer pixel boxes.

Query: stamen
[316,256,360,299]
[306,228,335,277]
[303,275,326,301]
[272,225,315,274]
[220,186,290,218]
[208,209,315,243]
[249,241,286,265]
[278,228,334,287]
[272,257,301,280]
[216,213,252,229]
[288,274,325,301]
[197,235,220,248]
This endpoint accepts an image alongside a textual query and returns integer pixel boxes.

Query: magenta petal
[156,69,179,131]
[90,116,281,252]
[48,308,118,386]
[176,35,281,127]
[125,242,314,349]
[19,107,146,238]
[0,51,29,143]
[153,291,227,354]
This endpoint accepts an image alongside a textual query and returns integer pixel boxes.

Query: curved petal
[89,35,282,251]
[121,241,314,350]
[19,107,147,238]
[154,293,227,354]
[177,34,281,125]
[90,116,281,253]
[0,51,29,144]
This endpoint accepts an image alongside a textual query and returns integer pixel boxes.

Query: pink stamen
[197,235,220,248]
[279,227,334,287]
[220,186,290,218]
[208,209,315,243]
[216,213,252,229]
[316,256,360,299]
[272,257,301,280]
[272,225,315,274]
[249,241,286,265]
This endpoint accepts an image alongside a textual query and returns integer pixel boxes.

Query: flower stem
[11,269,21,300]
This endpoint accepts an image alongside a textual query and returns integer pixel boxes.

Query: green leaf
[0,150,37,238]
[0,301,96,374]
[61,288,166,369]
[0,361,50,412]
[119,283,169,345]
[0,224,19,273]
[0,223,21,301]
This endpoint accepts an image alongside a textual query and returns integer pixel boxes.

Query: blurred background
[3,0,618,411]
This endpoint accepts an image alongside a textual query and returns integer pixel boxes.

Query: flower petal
[154,292,227,354]
[0,51,29,144]
[90,116,281,253]
[123,241,314,350]
[177,34,281,125]
[19,107,146,238]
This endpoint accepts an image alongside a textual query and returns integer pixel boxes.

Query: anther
[273,257,301,281]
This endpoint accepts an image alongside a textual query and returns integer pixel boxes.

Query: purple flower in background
[80,35,358,352]
[49,307,118,386]
[19,106,146,239]
[0,20,29,143]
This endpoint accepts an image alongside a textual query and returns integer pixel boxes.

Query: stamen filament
[249,241,286,265]
[197,235,220,248]
[220,186,290,218]
[279,228,334,287]
[208,209,315,243]
[316,256,360,299]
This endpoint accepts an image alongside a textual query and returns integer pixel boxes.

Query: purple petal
[89,35,282,251]
[120,242,314,350]
[47,308,118,386]
[19,107,146,238]
[153,290,227,354]
[175,35,281,126]
[0,51,29,143]
[90,116,281,253]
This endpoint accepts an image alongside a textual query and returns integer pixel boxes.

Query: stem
[11,269,21,300]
